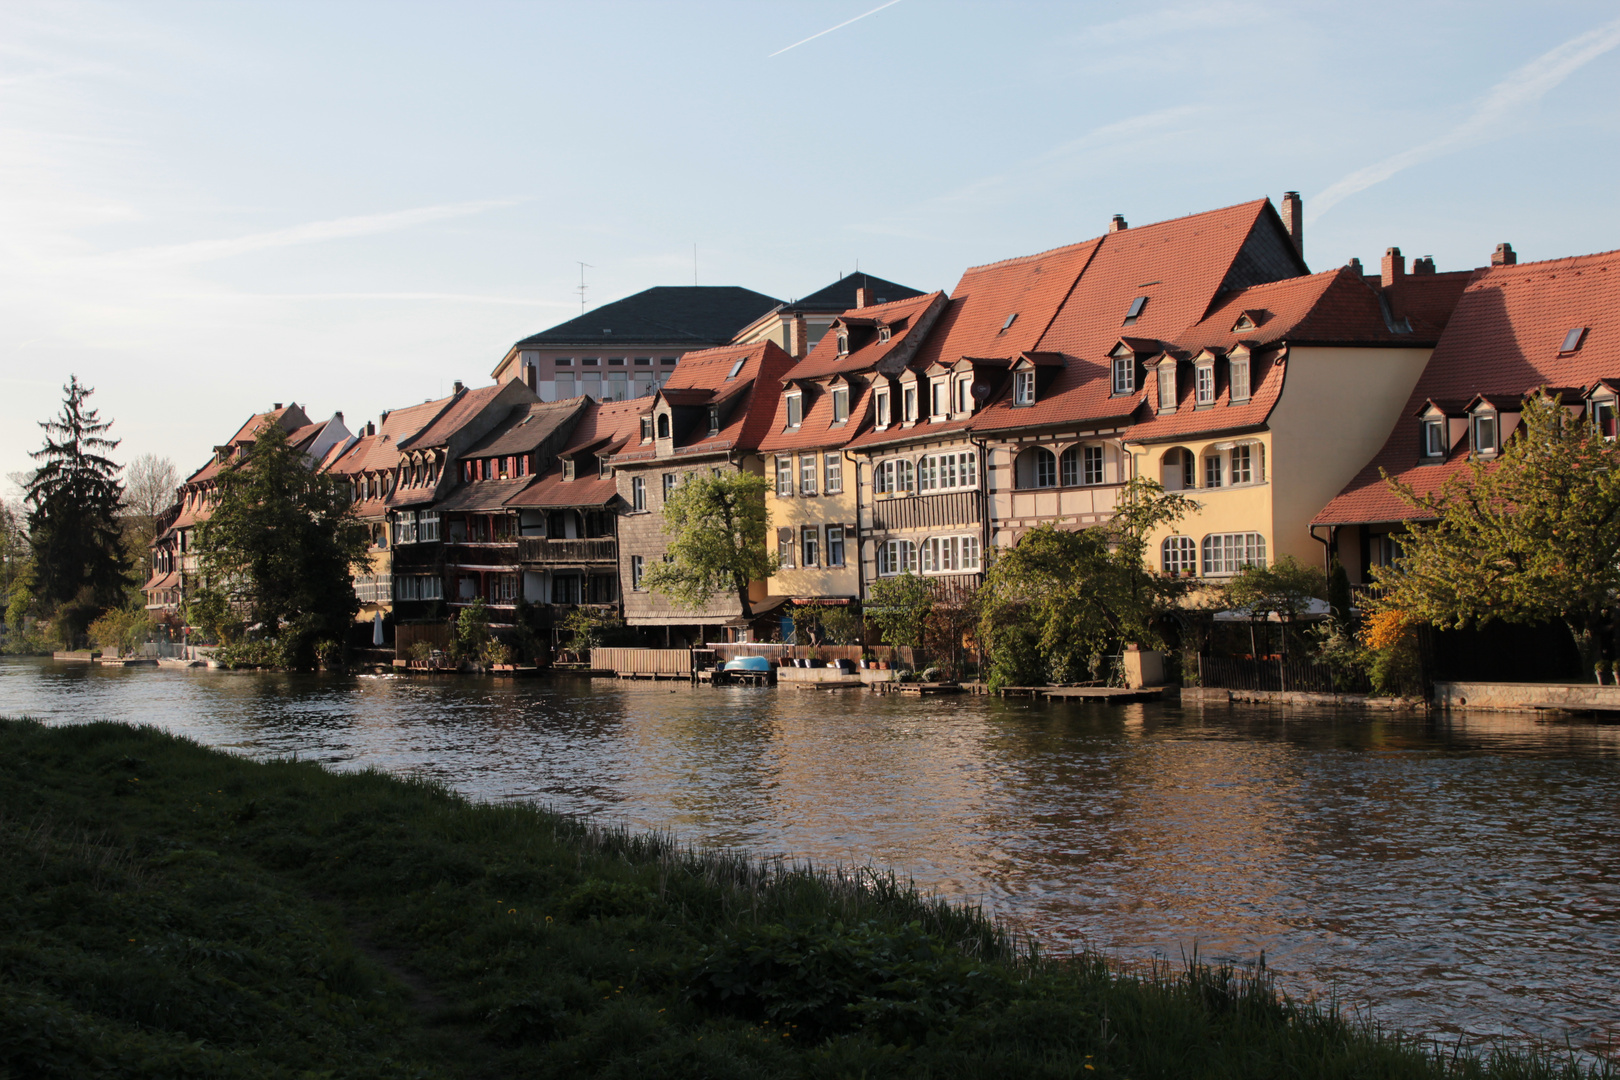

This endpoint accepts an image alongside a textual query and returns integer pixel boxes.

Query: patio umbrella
[372,611,384,646]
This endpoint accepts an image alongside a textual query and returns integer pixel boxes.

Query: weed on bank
[0,717,1607,1080]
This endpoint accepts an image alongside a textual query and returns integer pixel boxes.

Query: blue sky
[4,1,1619,487]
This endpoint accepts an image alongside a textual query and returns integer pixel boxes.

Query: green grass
[0,716,1608,1080]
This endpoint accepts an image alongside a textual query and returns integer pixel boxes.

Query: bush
[1360,607,1422,695]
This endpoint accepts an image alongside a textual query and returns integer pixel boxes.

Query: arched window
[1161,536,1196,575]
[1161,448,1194,491]
[656,413,670,438]
[1015,447,1058,489]
[1060,445,1105,486]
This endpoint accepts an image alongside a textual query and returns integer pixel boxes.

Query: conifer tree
[22,376,127,641]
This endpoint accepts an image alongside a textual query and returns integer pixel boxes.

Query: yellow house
[759,292,946,608]
[1122,266,1458,577]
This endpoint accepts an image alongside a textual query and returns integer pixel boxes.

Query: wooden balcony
[518,537,617,565]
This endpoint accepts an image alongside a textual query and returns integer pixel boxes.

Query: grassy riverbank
[0,717,1606,1080]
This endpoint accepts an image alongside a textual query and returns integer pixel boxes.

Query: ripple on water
[3,657,1618,1056]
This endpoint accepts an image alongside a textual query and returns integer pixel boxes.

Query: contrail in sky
[768,0,904,58]
[101,199,518,266]
[1309,16,1620,223]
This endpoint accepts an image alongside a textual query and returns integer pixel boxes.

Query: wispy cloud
[246,292,576,308]
[97,199,519,267]
[1309,16,1620,223]
[767,0,903,58]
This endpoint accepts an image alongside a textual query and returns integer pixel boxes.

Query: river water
[3,657,1617,1057]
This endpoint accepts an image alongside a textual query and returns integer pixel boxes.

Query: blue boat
[721,655,772,673]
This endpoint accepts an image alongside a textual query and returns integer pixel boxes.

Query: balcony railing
[444,543,518,568]
[518,537,617,564]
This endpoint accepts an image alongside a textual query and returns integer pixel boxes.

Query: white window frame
[1201,532,1267,576]
[826,525,845,567]
[1204,453,1223,488]
[800,455,818,496]
[776,456,794,497]
[1195,363,1215,406]
[632,476,646,512]
[825,453,843,494]
[778,530,795,569]
[904,386,918,422]
[1161,536,1197,575]
[662,473,678,499]
[631,554,645,590]
[877,538,917,576]
[1472,412,1498,454]
[786,393,803,429]
[895,458,914,493]
[875,460,893,494]
[1230,444,1254,485]
[1014,371,1036,406]
[931,380,948,418]
[832,387,849,423]
[875,390,890,428]
[1423,418,1446,457]
[1229,355,1250,403]
[801,526,819,568]
[1158,365,1177,412]
[1112,350,1135,395]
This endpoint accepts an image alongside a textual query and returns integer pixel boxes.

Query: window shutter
[1255,443,1265,483]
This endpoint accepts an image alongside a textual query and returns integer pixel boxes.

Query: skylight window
[1561,327,1588,353]
[726,359,746,379]
[1000,313,1018,332]
[1123,296,1149,326]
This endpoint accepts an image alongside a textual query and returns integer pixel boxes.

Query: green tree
[641,470,776,611]
[865,573,933,660]
[1375,392,1620,673]
[191,424,369,668]
[21,376,128,645]
[1221,555,1328,658]
[977,479,1198,690]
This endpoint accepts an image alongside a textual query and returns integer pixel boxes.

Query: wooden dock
[870,681,963,695]
[972,683,1171,704]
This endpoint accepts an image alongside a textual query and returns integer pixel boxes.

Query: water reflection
[4,658,1617,1054]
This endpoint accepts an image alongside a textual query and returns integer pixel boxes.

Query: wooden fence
[706,643,915,666]
[594,647,692,677]
[395,622,450,660]
[1198,654,1372,694]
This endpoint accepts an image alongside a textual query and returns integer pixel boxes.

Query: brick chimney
[786,313,808,358]
[1413,256,1436,275]
[1381,247,1404,289]
[1347,257,1364,277]
[1109,214,1128,232]
[1492,242,1517,267]
[452,380,465,395]
[366,421,376,437]
[854,287,869,309]
[1280,191,1303,258]
[273,402,283,410]
[523,362,538,391]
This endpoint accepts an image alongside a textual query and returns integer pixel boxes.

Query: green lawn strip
[0,717,1606,1080]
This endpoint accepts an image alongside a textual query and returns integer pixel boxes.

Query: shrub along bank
[0,717,1605,1080]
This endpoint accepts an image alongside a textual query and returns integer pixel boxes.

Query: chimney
[452,380,465,395]
[1109,214,1128,232]
[1413,256,1436,275]
[1280,191,1303,258]
[854,287,869,309]
[1492,242,1517,267]
[523,363,537,391]
[786,313,808,358]
[365,421,375,437]
[1380,247,1404,289]
[273,402,283,410]
[1347,257,1364,277]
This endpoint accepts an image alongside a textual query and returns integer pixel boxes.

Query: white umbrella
[372,611,384,646]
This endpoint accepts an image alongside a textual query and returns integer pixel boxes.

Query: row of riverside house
[144,193,1618,661]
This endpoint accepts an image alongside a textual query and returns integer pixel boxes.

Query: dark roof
[463,399,585,457]
[512,286,783,348]
[784,273,925,314]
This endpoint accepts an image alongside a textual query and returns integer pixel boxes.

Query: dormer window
[878,326,891,342]
[726,358,745,379]
[1232,310,1261,332]
[836,333,849,356]
[1423,418,1446,457]
[785,393,803,429]
[1560,327,1588,354]
[1013,371,1036,406]
[903,386,918,422]
[562,459,576,481]
[954,377,972,414]
[1229,352,1251,403]
[598,455,609,478]
[1472,412,1498,454]
[657,413,670,439]
[1157,362,1177,413]
[1194,359,1216,406]
[931,379,948,418]
[640,416,653,441]
[1111,345,1136,395]
[708,407,721,436]
[875,388,890,427]
[1593,398,1616,439]
[832,386,849,423]
[1123,296,1148,327]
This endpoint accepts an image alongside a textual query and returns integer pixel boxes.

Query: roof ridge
[838,290,944,315]
[961,236,1102,274]
[1471,247,1620,277]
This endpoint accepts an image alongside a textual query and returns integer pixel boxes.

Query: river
[3,656,1616,1057]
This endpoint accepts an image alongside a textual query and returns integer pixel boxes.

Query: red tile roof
[1383,271,1473,337]
[325,399,447,478]
[1315,249,1620,525]
[399,383,509,450]
[463,398,586,457]
[509,397,653,508]
[970,199,1279,435]
[784,292,945,382]
[184,404,313,485]
[614,341,796,461]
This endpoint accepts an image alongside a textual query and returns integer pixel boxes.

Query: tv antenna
[576,261,594,314]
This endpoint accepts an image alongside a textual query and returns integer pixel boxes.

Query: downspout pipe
[1308,523,1334,574]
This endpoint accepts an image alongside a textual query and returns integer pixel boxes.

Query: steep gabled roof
[968,199,1295,435]
[512,286,783,348]
[325,399,447,478]
[399,384,509,450]
[781,292,945,383]
[185,404,312,485]
[1316,249,1620,526]
[615,341,797,460]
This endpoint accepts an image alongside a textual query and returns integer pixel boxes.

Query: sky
[4,0,1619,491]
